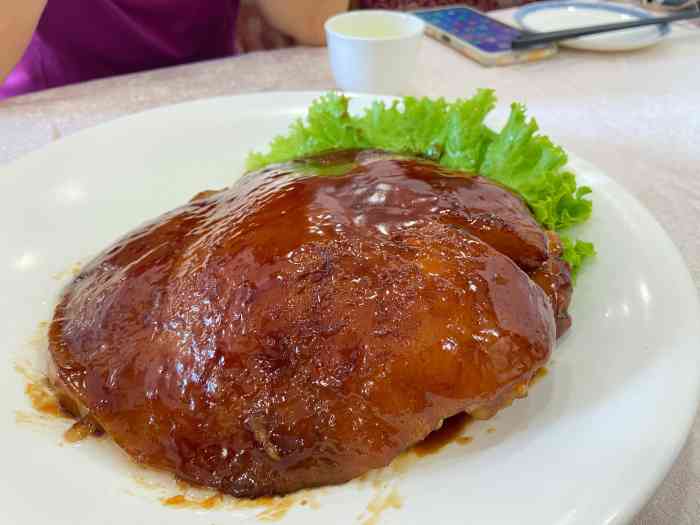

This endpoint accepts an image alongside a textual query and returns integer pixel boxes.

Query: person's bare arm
[255,0,351,46]
[0,0,47,82]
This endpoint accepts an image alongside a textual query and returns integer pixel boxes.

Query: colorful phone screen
[414,8,522,53]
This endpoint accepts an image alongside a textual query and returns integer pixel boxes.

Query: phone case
[416,8,558,67]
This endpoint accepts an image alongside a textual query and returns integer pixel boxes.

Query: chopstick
[511,9,700,49]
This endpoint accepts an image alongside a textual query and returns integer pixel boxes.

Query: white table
[2,10,699,524]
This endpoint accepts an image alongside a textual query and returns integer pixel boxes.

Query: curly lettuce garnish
[247,91,594,277]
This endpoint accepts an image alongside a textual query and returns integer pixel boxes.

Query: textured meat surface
[49,150,571,497]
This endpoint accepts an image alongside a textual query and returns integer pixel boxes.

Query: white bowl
[325,10,425,95]
[515,1,670,51]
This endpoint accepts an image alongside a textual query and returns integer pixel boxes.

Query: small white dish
[515,1,670,51]
[325,10,424,95]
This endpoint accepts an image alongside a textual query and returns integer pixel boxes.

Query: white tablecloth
[1,9,699,524]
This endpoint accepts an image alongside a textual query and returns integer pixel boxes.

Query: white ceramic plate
[1,92,699,525]
[515,1,670,51]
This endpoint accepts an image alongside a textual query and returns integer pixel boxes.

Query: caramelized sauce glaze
[413,413,473,457]
[25,378,66,418]
[64,415,105,443]
[161,491,301,521]
[49,150,570,497]
[362,485,403,525]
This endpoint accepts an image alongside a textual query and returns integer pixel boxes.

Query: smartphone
[413,6,557,66]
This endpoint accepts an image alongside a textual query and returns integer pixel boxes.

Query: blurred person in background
[355,0,535,11]
[0,1,348,99]
[1,0,538,100]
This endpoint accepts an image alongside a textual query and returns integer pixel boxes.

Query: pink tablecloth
[1,10,699,524]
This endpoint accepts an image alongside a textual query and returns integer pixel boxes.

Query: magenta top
[1,1,239,100]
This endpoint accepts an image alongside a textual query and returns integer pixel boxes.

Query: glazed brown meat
[49,150,572,497]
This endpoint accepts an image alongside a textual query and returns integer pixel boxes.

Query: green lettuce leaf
[354,96,449,158]
[246,91,595,277]
[246,92,363,169]
[561,237,596,279]
[479,104,593,232]
[441,90,497,171]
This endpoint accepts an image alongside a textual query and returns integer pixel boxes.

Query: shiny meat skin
[49,150,571,497]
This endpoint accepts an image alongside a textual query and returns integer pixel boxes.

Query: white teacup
[325,10,425,95]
